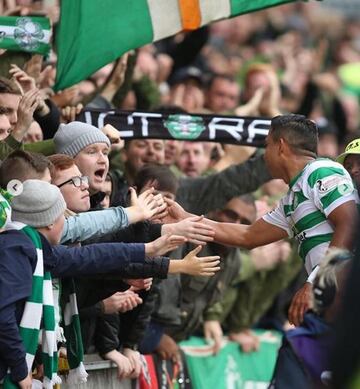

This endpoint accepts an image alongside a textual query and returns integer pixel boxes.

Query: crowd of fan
[0,0,359,388]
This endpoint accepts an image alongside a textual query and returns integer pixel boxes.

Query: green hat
[336,138,360,165]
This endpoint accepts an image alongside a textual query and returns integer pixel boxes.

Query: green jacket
[24,139,55,155]
[204,245,303,331]
[177,153,271,215]
[166,243,242,341]
[0,136,55,161]
[0,136,23,161]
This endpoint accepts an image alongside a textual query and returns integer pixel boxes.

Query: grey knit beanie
[54,121,110,157]
[11,180,66,227]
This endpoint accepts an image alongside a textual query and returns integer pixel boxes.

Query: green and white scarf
[3,222,88,387]
[0,189,12,229]
[3,222,59,389]
[60,277,88,384]
[0,16,51,55]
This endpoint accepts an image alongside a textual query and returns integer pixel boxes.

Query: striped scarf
[0,189,12,229]
[3,222,60,389]
[3,222,87,387]
[60,277,88,384]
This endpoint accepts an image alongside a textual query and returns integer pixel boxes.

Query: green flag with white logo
[0,16,51,55]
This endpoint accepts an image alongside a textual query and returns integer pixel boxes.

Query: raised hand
[128,187,167,223]
[61,103,83,123]
[12,89,41,142]
[9,63,36,93]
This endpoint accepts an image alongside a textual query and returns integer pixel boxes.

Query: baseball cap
[336,138,360,165]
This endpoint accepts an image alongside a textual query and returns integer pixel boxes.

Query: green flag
[0,16,51,55]
[55,0,299,91]
[180,332,281,388]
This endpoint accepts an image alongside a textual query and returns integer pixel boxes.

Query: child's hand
[181,245,220,276]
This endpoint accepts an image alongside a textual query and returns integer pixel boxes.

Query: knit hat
[54,121,111,157]
[11,180,66,227]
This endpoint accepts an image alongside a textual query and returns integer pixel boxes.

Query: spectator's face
[206,78,240,113]
[124,140,165,175]
[164,140,183,166]
[53,165,90,213]
[217,197,256,225]
[100,179,112,209]
[74,143,110,194]
[244,71,271,101]
[0,93,21,128]
[344,154,360,186]
[23,121,43,144]
[176,142,210,177]
[0,114,11,141]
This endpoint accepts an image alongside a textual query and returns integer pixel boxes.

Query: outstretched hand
[160,197,191,224]
[165,215,215,245]
[145,234,187,257]
[181,245,220,276]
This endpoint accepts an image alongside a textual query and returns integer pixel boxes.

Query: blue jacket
[0,230,169,384]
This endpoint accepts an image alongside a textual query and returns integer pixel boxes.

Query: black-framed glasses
[57,176,89,188]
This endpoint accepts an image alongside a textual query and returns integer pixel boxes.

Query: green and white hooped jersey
[263,158,357,276]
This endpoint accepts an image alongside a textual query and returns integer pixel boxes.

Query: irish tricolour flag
[55,0,298,91]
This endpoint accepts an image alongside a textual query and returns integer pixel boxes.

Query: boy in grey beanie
[12,179,66,227]
[54,121,111,194]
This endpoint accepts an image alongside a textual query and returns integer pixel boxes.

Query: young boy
[0,180,220,387]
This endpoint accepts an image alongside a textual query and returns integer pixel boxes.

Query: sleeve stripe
[307,167,345,188]
[320,187,351,210]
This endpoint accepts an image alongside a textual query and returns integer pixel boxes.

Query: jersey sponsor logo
[316,175,350,194]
